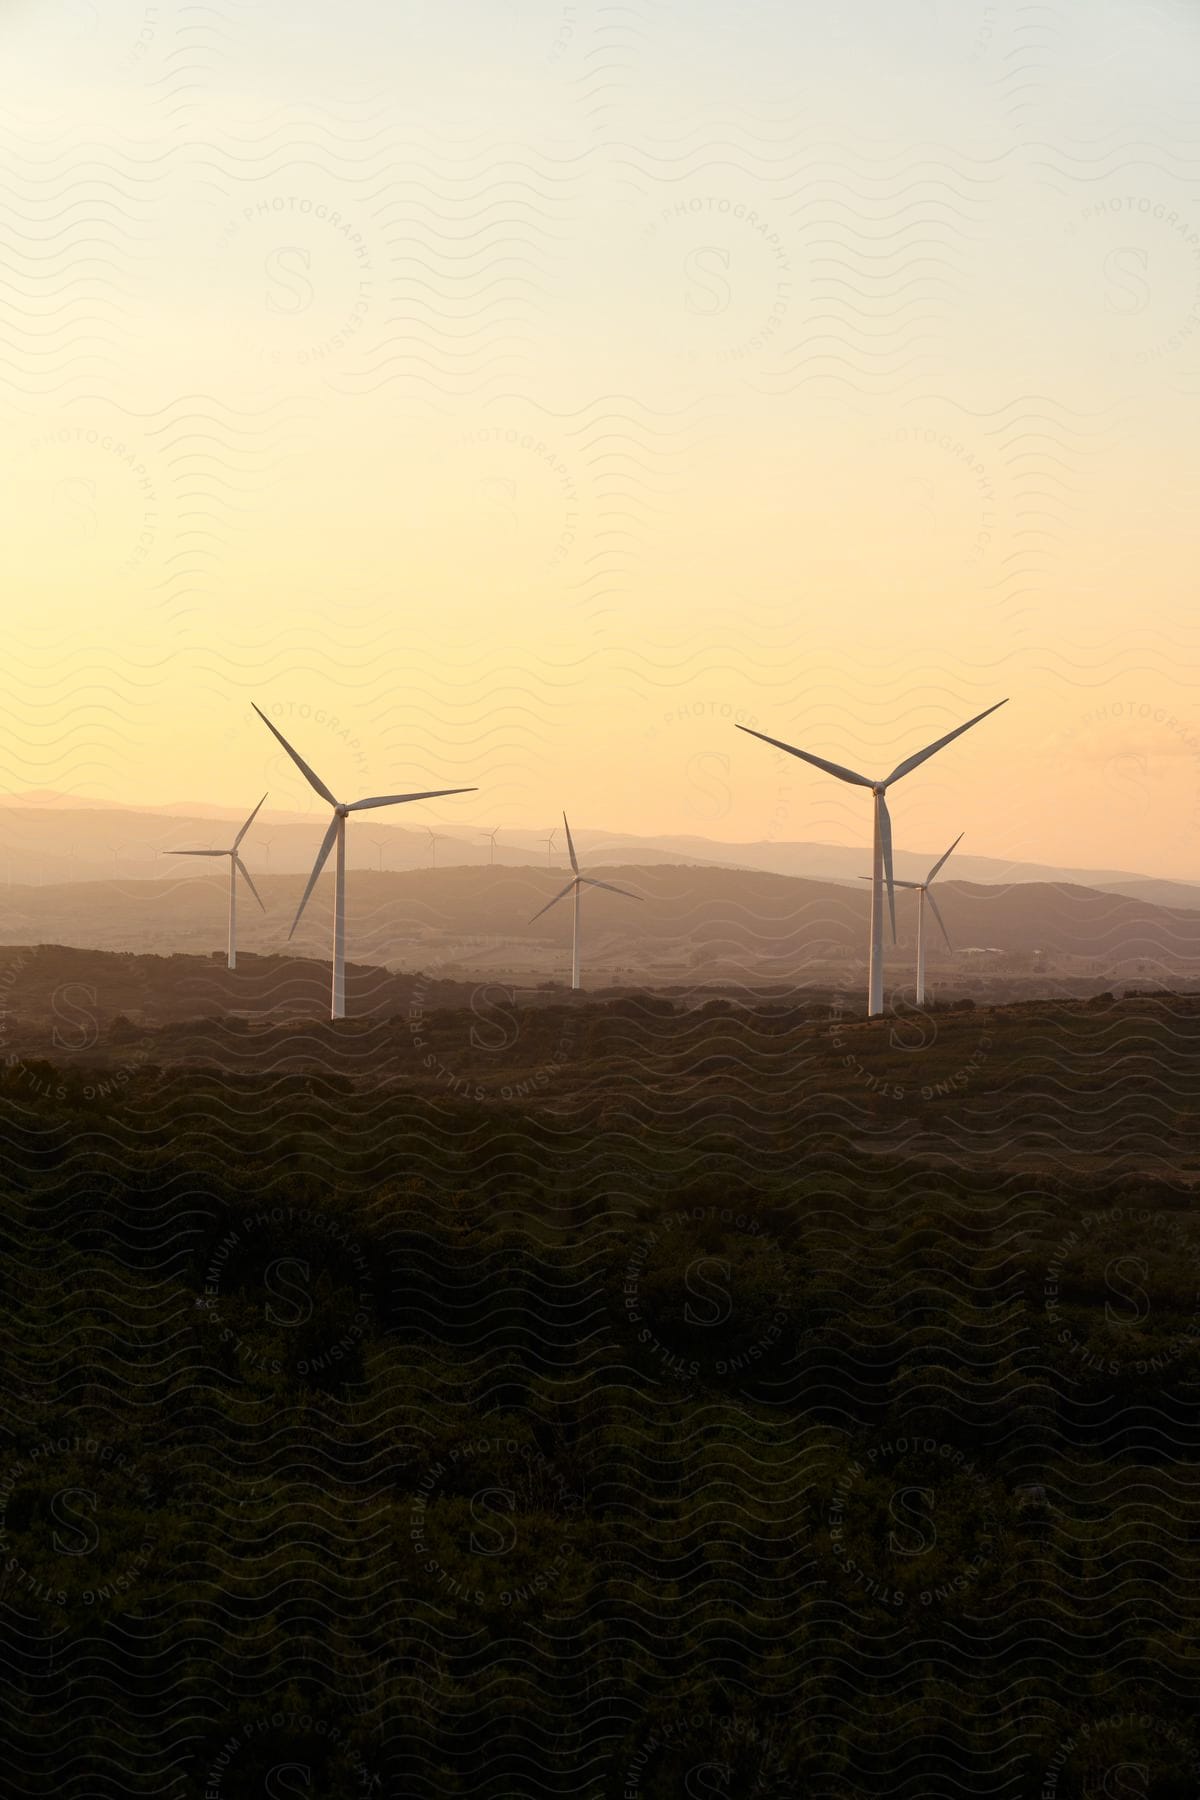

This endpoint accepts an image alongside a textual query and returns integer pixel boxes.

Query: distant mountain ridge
[1,792,1197,904]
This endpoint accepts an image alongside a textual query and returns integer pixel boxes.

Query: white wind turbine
[544,828,557,868]
[480,827,501,866]
[426,826,443,869]
[737,701,1006,1017]
[861,832,962,1006]
[252,703,475,1019]
[167,794,268,970]
[529,812,640,991]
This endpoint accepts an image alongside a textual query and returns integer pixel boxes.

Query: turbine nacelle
[529,811,641,990]
[166,791,269,915]
[736,700,1006,1016]
[251,703,476,1015]
[165,792,269,968]
[857,829,961,954]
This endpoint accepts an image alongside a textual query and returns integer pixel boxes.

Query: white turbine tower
[861,832,962,1006]
[529,812,640,991]
[737,700,1006,1017]
[252,703,475,1019]
[480,828,501,866]
[167,794,268,970]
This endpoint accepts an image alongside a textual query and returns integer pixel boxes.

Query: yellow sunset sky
[1,0,1198,874]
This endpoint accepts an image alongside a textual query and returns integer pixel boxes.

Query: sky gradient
[1,0,1198,875]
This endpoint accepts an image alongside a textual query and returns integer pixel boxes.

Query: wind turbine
[252,703,475,1019]
[167,794,268,970]
[426,827,443,869]
[544,828,557,868]
[860,832,961,1006]
[737,701,1006,1017]
[480,828,501,866]
[529,812,640,991]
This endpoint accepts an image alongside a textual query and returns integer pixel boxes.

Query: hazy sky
[1,0,1199,874]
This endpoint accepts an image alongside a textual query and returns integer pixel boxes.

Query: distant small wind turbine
[480,827,501,866]
[252,703,474,1019]
[368,835,388,872]
[737,700,1006,1017]
[167,794,268,970]
[529,812,640,991]
[544,828,557,868]
[861,832,961,1006]
[426,826,443,869]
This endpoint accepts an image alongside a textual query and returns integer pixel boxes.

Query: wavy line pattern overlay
[2,1,1200,1796]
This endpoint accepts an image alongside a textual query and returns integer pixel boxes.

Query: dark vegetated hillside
[4,955,1198,1177]
[0,981,1198,1793]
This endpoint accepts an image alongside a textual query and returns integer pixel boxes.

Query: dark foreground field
[1,960,1198,1795]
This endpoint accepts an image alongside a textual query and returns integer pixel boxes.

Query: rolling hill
[1,864,1198,996]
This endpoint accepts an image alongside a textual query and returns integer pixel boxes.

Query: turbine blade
[235,855,266,912]
[346,787,476,812]
[582,878,641,901]
[883,700,1008,787]
[529,878,578,923]
[167,849,225,857]
[252,704,338,806]
[925,831,964,886]
[926,889,953,951]
[562,811,579,873]
[735,724,873,787]
[289,816,339,939]
[878,792,897,943]
[234,792,269,849]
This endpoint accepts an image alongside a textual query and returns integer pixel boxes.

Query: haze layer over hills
[1,864,1197,1000]
[3,792,1198,904]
